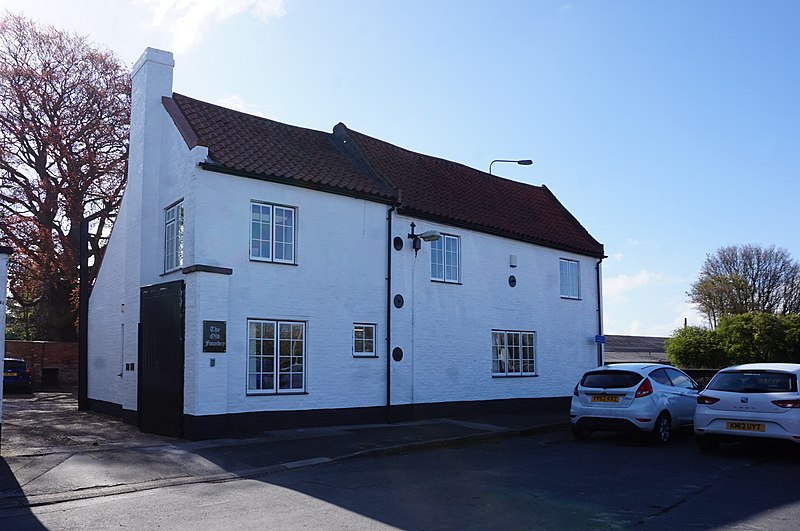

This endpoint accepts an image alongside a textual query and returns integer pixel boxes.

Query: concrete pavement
[0,392,568,509]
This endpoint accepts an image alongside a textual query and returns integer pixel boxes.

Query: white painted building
[87,48,605,439]
[0,245,12,443]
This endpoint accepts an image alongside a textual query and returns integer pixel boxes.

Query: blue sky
[3,0,799,336]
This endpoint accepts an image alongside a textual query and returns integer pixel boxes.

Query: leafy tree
[4,295,48,340]
[716,312,787,365]
[667,313,800,368]
[689,244,800,328]
[0,13,130,340]
[665,326,726,369]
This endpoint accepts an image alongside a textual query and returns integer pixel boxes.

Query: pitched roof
[337,125,604,257]
[603,335,670,364]
[165,93,604,258]
[167,94,395,200]
[604,335,668,353]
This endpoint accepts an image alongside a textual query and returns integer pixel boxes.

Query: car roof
[599,362,671,371]
[721,362,800,374]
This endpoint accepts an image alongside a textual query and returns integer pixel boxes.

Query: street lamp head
[489,158,534,174]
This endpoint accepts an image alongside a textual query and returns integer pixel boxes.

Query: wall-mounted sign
[203,320,227,352]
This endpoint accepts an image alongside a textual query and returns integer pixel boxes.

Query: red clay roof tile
[165,93,603,258]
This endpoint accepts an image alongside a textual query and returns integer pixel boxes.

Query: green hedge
[665,313,800,368]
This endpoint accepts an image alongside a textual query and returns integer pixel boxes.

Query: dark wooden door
[138,280,185,437]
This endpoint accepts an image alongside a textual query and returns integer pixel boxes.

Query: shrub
[665,326,727,368]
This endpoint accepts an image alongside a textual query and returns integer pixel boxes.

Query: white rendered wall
[0,251,9,422]
[183,171,389,416]
[88,48,208,412]
[389,214,601,406]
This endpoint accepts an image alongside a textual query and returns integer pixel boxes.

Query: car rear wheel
[571,425,591,441]
[696,435,720,453]
[651,412,671,444]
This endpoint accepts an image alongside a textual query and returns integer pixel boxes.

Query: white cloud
[604,270,665,302]
[216,94,268,116]
[140,0,286,53]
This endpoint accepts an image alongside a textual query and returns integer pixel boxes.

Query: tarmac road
[3,428,800,530]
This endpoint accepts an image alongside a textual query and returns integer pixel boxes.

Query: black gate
[139,280,185,437]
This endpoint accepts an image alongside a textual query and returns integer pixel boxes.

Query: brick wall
[4,340,78,390]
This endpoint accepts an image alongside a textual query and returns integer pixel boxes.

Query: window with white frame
[250,201,296,263]
[431,234,460,283]
[164,201,184,272]
[247,319,305,393]
[492,330,536,376]
[559,258,580,299]
[353,323,376,357]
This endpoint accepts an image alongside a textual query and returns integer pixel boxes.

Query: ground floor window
[492,330,536,376]
[247,319,305,393]
[353,323,376,357]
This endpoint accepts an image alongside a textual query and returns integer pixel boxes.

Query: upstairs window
[559,258,580,299]
[164,201,184,272]
[251,202,296,263]
[431,234,460,283]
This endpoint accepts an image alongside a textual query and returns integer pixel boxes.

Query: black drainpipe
[596,258,604,367]
[385,206,396,421]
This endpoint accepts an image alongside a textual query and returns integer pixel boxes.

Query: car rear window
[4,360,26,371]
[707,371,798,393]
[581,370,643,389]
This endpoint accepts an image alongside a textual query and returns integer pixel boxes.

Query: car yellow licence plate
[3,372,15,377]
[726,421,765,432]
[591,395,620,403]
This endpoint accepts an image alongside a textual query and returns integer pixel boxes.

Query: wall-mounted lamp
[408,222,442,256]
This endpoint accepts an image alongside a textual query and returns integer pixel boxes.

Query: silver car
[694,363,800,452]
[570,363,700,443]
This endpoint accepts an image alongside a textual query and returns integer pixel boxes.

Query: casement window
[353,323,377,357]
[247,320,305,393]
[250,201,296,263]
[164,201,184,272]
[559,258,580,299]
[492,330,536,376]
[431,234,460,283]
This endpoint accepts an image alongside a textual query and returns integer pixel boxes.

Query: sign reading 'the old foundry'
[203,320,226,353]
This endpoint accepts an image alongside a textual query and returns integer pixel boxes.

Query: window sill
[250,258,298,266]
[160,267,183,277]
[431,279,462,285]
[491,374,539,378]
[353,354,379,359]
[560,296,582,301]
[246,391,309,396]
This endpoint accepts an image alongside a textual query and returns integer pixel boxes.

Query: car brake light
[772,399,800,409]
[634,378,653,398]
[697,395,720,405]
[25,368,31,375]
[573,383,579,397]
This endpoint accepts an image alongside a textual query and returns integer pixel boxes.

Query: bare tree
[0,13,130,340]
[690,244,800,328]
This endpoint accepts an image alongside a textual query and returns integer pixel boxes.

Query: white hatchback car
[570,363,700,443]
[694,363,800,452]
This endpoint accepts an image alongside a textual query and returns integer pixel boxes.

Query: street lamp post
[489,159,533,175]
